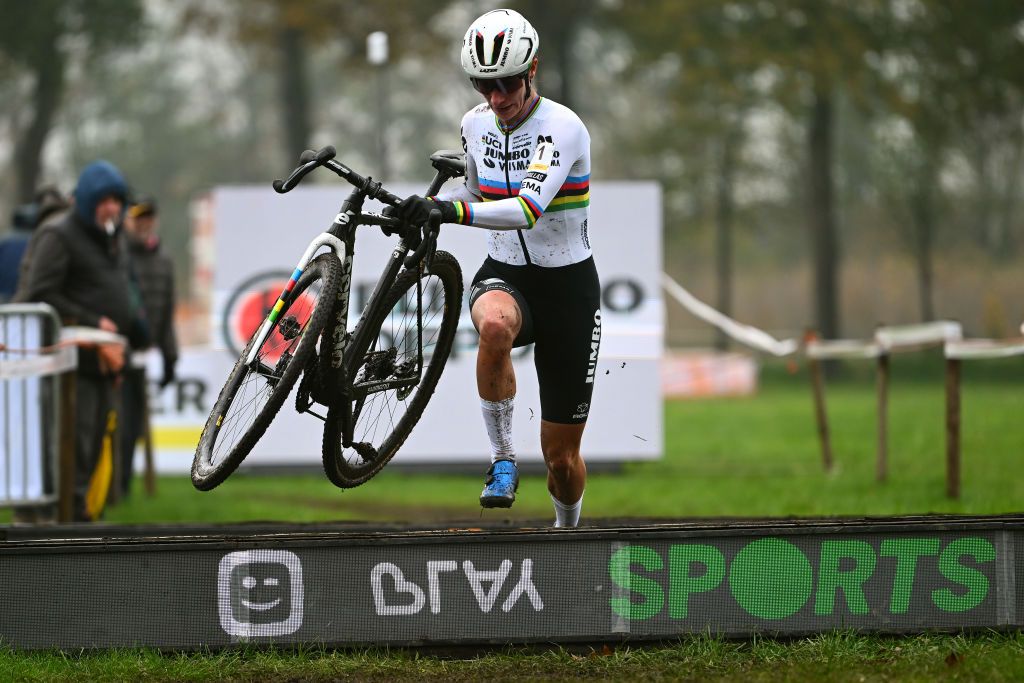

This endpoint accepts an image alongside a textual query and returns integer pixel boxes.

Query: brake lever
[403,209,441,268]
[424,234,438,273]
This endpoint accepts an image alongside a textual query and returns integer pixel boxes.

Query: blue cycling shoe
[479,459,519,508]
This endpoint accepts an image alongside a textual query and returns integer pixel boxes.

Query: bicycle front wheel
[192,252,340,490]
[322,250,463,488]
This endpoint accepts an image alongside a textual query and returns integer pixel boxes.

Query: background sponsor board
[148,182,663,471]
[0,525,1017,649]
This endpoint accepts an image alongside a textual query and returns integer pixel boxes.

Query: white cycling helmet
[460,9,539,79]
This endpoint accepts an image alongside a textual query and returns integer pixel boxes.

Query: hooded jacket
[128,233,178,368]
[18,161,148,374]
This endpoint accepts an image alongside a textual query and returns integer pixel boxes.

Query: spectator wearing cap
[18,160,149,521]
[120,196,178,496]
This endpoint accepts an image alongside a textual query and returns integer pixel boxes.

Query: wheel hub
[278,315,302,340]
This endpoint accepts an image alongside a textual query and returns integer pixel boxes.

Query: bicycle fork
[244,233,348,368]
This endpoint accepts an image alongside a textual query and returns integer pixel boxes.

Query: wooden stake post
[143,385,156,496]
[945,358,961,499]
[805,332,834,472]
[808,356,833,471]
[942,338,1024,499]
[876,353,889,482]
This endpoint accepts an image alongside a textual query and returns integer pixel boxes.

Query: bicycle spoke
[338,271,450,470]
[195,253,339,486]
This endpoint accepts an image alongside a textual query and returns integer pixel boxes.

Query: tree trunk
[552,18,572,108]
[807,82,839,341]
[277,25,312,163]
[994,115,1023,258]
[713,128,739,350]
[517,0,592,111]
[970,141,995,254]
[14,47,64,202]
[910,161,937,322]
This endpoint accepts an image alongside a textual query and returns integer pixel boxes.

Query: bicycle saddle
[429,150,466,178]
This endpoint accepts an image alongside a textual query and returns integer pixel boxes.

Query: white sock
[551,492,583,528]
[481,396,515,463]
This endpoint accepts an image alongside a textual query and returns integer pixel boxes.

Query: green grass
[78,358,1024,525]
[2,632,1022,682]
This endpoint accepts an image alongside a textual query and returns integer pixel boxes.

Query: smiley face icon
[218,550,303,637]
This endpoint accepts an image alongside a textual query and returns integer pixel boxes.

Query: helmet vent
[475,29,506,67]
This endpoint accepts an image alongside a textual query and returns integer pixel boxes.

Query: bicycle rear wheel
[322,250,462,488]
[192,252,340,490]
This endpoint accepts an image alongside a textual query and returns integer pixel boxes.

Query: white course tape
[806,339,882,360]
[1,327,125,380]
[945,339,1024,360]
[659,275,1017,364]
[661,273,799,357]
[60,326,128,347]
[0,345,77,380]
[875,320,962,350]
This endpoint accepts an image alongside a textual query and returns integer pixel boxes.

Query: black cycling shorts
[470,256,602,424]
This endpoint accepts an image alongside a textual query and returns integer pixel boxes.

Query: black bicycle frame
[324,168,458,449]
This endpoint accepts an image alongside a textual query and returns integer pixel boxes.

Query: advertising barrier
[149,182,663,472]
[0,516,1019,649]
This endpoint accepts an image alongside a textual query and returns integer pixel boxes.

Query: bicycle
[192,146,466,491]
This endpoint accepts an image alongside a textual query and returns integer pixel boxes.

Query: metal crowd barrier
[0,304,73,509]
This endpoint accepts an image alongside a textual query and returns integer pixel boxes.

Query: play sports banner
[1,519,1018,649]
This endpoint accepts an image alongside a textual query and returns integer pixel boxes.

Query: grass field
[94,356,1024,525]
[3,632,1023,682]
[3,357,1022,680]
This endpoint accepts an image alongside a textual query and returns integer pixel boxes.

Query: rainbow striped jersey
[434,96,592,267]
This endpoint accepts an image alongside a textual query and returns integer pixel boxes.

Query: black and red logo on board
[221,271,318,361]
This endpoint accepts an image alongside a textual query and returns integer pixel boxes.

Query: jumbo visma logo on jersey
[608,536,998,622]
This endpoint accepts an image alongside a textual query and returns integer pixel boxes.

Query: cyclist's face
[479,59,538,124]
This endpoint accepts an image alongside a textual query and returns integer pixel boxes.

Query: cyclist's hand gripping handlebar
[273,146,337,193]
[404,209,441,269]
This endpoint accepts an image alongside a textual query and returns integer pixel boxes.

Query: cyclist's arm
[445,125,586,231]
[429,148,539,231]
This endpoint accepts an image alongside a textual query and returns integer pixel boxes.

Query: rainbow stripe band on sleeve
[517,195,543,228]
[546,174,590,212]
[452,200,474,225]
